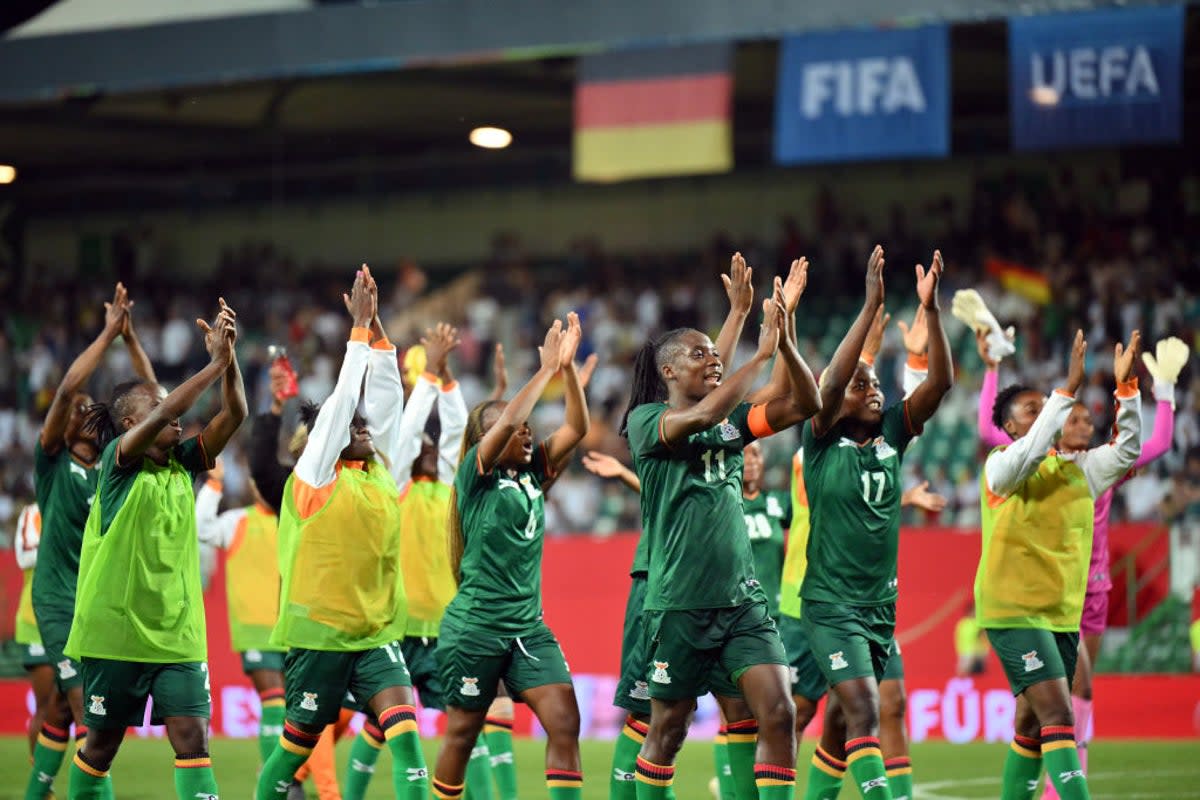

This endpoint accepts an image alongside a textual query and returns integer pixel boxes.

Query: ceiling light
[469,127,512,149]
[0,165,15,184]
[1029,86,1059,107]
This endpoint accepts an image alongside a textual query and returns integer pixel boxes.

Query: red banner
[2,528,1197,740]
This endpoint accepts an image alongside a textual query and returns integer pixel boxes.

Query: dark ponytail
[620,328,693,437]
[81,380,147,451]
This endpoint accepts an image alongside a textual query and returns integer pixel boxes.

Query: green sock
[173,753,219,800]
[846,737,893,799]
[803,747,846,800]
[884,757,913,800]
[68,752,110,800]
[610,717,645,800]
[379,705,428,799]
[256,722,320,800]
[1041,727,1090,800]
[464,737,494,800]
[725,720,759,800]
[24,723,70,800]
[713,730,736,800]
[1001,735,1043,800]
[755,763,797,800]
[343,722,385,800]
[547,768,583,799]
[484,717,519,800]
[258,691,287,765]
[635,757,673,800]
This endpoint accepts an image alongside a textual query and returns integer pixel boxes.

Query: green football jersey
[31,440,100,617]
[445,442,554,636]
[743,490,790,618]
[799,402,918,607]
[66,436,212,662]
[627,402,765,611]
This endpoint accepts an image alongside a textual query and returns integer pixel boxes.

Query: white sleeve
[195,482,242,549]
[437,382,469,484]
[391,374,439,486]
[14,505,40,570]
[294,339,371,488]
[984,391,1075,498]
[902,365,926,400]
[364,344,405,482]
[1070,391,1143,497]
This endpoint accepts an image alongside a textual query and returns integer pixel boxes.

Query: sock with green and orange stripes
[611,716,646,800]
[1040,726,1090,800]
[546,768,583,799]
[68,750,110,800]
[884,757,913,800]
[255,722,321,800]
[713,727,736,800]
[258,689,286,764]
[343,718,385,800]
[463,737,494,800]
[23,721,69,800]
[483,716,518,800]
[75,729,113,800]
[634,756,674,800]
[173,751,220,799]
[432,776,465,800]
[1001,734,1043,800]
[379,705,427,799]
[803,746,846,800]
[725,719,759,800]
[846,736,893,799]
[754,763,796,800]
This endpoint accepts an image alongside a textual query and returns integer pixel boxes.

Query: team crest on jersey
[718,422,740,441]
[629,680,650,700]
[829,652,849,671]
[460,677,481,696]
[1022,651,1044,672]
[88,695,107,716]
[58,659,77,679]
[651,661,672,684]
[872,438,897,460]
[300,692,320,711]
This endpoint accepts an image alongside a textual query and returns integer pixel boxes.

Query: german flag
[986,256,1052,306]
[573,43,733,182]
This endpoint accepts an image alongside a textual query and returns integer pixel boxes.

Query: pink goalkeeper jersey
[978,369,1174,592]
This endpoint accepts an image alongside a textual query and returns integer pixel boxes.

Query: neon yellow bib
[975,450,1094,631]
[399,479,457,638]
[778,453,810,619]
[15,569,40,646]
[226,504,284,653]
[273,464,407,650]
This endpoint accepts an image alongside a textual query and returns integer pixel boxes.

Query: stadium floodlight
[469,126,513,149]
[0,164,15,184]
[1029,86,1059,107]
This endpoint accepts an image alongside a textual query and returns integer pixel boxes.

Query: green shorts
[240,649,286,676]
[34,611,83,692]
[614,575,652,715]
[284,642,411,727]
[22,641,51,669]
[644,600,786,701]
[436,617,572,712]
[777,614,827,702]
[882,639,905,682]
[402,636,446,711]
[801,600,896,686]
[986,628,1079,696]
[81,658,211,729]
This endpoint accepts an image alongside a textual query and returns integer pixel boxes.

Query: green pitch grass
[0,736,1196,799]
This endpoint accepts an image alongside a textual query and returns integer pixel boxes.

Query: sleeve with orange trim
[194,480,244,549]
[984,390,1074,498]
[364,337,405,483]
[1072,379,1142,497]
[14,504,40,570]
[436,380,469,485]
[626,403,673,460]
[293,330,371,490]
[389,372,438,487]
[902,353,927,400]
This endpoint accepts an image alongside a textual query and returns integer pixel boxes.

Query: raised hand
[756,296,784,360]
[492,343,508,390]
[558,311,583,367]
[865,245,886,307]
[581,451,626,479]
[198,299,237,365]
[1064,329,1087,395]
[578,352,599,389]
[343,266,375,329]
[862,306,891,362]
[902,480,948,513]
[103,282,131,332]
[897,306,929,356]
[720,252,754,317]
[1113,329,1141,385]
[781,257,809,313]
[539,319,565,373]
[421,322,461,376]
[974,328,999,370]
[915,250,943,310]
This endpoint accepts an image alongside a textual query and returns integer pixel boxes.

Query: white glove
[1142,336,1190,408]
[953,289,1015,362]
